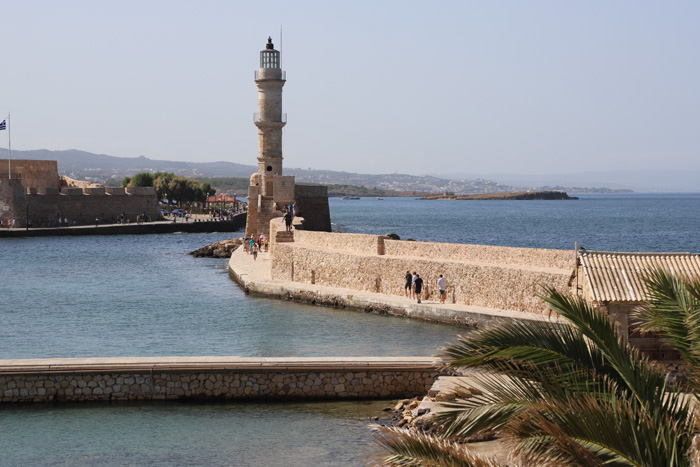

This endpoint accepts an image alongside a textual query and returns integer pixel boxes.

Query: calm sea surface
[1,193,699,465]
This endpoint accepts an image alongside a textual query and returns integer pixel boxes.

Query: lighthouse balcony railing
[254,113,287,124]
[254,70,286,81]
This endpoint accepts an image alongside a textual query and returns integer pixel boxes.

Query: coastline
[419,190,578,200]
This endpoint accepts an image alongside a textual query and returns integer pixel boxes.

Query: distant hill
[0,148,255,179]
[0,147,633,194]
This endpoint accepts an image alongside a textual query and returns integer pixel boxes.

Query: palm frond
[510,392,695,467]
[369,426,499,467]
[635,268,700,386]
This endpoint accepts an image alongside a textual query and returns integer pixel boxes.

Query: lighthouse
[255,36,286,195]
[243,37,331,238]
[245,37,296,238]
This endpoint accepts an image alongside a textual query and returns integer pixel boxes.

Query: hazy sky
[1,1,698,176]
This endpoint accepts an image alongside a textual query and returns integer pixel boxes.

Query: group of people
[404,271,447,304]
[0,218,16,229]
[244,233,269,261]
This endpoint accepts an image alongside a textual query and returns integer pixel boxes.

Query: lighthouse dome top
[260,37,280,69]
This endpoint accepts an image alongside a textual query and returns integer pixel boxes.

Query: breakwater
[268,218,574,316]
[0,214,246,238]
[0,357,441,404]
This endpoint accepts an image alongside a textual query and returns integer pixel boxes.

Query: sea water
[1,193,699,465]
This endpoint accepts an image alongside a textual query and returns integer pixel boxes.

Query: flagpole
[7,113,11,179]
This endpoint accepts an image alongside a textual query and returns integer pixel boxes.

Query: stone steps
[276,230,294,243]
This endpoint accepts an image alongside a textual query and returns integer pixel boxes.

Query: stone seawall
[0,357,441,404]
[269,222,574,315]
[0,215,246,238]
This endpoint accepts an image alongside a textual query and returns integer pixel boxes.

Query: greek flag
[0,120,5,131]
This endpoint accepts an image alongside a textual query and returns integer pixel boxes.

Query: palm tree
[372,276,700,466]
[635,268,700,388]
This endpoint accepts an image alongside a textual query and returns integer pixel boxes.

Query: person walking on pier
[437,274,447,304]
[404,271,412,297]
[414,274,423,303]
[284,209,293,232]
[411,271,418,298]
[251,241,259,261]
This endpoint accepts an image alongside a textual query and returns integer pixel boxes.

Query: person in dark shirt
[404,271,412,297]
[414,274,424,303]
[284,210,293,232]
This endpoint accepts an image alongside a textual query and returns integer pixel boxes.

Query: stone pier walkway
[229,247,558,328]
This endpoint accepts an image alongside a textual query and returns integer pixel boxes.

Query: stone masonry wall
[25,190,160,227]
[0,368,438,403]
[0,178,26,225]
[294,184,331,232]
[293,230,381,255]
[0,160,59,189]
[384,239,574,270]
[270,226,574,315]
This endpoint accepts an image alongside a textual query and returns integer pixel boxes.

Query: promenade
[228,246,559,328]
[0,214,246,238]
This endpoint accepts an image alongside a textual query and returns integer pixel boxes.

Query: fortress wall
[271,241,570,315]
[0,179,26,224]
[0,160,59,189]
[294,185,331,232]
[125,187,157,196]
[26,192,160,227]
[384,240,575,270]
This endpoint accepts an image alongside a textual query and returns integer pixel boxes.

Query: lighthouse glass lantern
[260,37,280,68]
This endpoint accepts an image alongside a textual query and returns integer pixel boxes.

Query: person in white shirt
[437,275,447,304]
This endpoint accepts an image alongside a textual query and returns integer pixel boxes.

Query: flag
[0,120,5,131]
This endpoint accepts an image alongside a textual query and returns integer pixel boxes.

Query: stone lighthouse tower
[245,37,296,238]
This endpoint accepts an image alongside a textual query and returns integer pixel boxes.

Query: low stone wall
[272,244,569,314]
[293,229,382,255]
[384,240,574,270]
[270,227,573,315]
[0,357,441,404]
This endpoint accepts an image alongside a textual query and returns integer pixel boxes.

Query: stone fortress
[244,37,330,239]
[0,159,160,227]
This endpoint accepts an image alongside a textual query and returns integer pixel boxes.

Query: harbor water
[1,193,699,465]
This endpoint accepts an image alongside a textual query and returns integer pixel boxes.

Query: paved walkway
[0,216,245,238]
[0,356,441,374]
[229,247,560,328]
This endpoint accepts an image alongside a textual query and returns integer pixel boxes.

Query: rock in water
[189,238,243,258]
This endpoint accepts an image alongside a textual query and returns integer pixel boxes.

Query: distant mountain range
[2,147,694,193]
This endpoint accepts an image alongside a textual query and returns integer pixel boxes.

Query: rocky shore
[378,376,510,464]
[420,190,578,200]
[189,238,242,258]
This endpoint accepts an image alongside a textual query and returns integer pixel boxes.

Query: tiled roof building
[574,250,700,362]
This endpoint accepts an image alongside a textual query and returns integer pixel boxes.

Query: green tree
[167,177,189,206]
[200,182,215,199]
[121,176,131,188]
[372,274,700,466]
[129,172,154,187]
[154,172,175,204]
